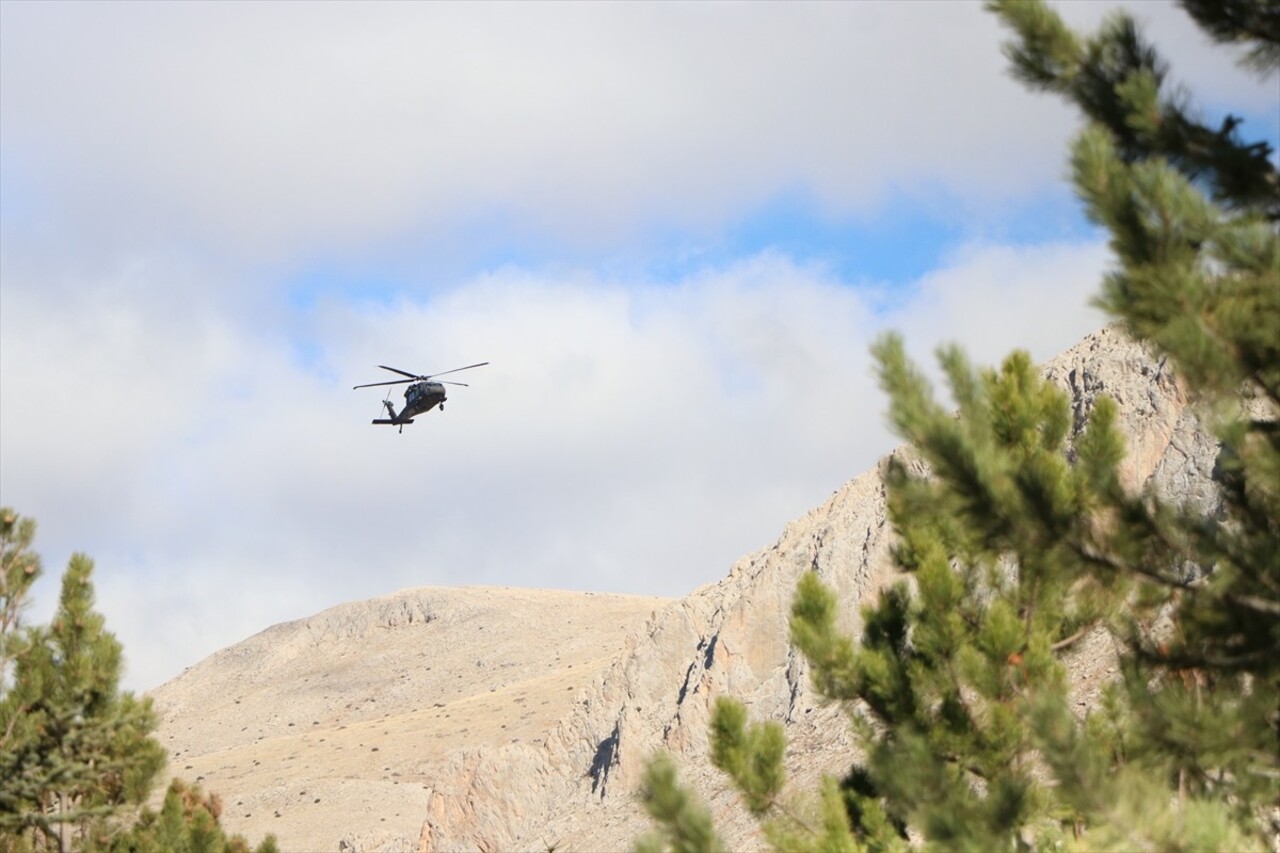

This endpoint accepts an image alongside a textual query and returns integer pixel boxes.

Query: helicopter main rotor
[353,361,489,390]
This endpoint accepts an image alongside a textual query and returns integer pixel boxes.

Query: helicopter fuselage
[371,381,446,426]
[396,380,447,421]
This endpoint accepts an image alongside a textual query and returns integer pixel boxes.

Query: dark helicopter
[353,362,488,432]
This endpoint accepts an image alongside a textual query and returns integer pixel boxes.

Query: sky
[2,1,1276,693]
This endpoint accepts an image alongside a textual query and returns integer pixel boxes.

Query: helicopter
[353,362,488,432]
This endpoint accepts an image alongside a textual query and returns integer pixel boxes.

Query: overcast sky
[2,0,1275,692]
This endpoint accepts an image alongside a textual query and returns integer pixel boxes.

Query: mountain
[148,587,668,852]
[151,326,1218,852]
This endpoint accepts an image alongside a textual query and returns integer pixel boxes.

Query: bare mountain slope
[149,587,669,852]
[154,326,1219,852]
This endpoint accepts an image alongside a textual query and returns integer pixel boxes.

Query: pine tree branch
[1051,621,1099,652]
[0,699,30,751]
[1137,643,1273,673]
[1075,543,1194,591]
[772,799,819,837]
[942,751,990,783]
[1222,591,1280,617]
[1178,0,1280,74]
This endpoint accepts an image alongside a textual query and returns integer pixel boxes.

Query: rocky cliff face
[153,326,1219,853]
[413,326,1215,853]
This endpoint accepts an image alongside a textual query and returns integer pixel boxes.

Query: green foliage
[992,0,1279,218]
[635,753,725,853]
[758,777,864,853]
[0,510,274,853]
[792,343,1123,849]
[1180,0,1280,75]
[641,1,1278,850]
[83,779,278,853]
[708,697,786,816]
[0,512,167,851]
[984,5,1280,824]
[2,510,43,689]
[639,701,866,853]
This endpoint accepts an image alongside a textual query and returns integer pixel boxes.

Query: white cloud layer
[3,1,1271,266]
[0,1,1269,691]
[2,243,1107,691]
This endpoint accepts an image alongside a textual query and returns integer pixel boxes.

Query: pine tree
[1,510,43,692]
[636,753,726,853]
[0,510,167,852]
[83,779,279,853]
[0,509,278,853]
[640,1,1278,849]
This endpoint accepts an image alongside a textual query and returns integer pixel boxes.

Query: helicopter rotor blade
[377,365,424,380]
[425,361,490,380]
[353,378,415,390]
[439,381,469,387]
[356,361,487,389]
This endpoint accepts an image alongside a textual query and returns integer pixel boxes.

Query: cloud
[2,239,1107,691]
[889,239,1113,376]
[1,0,1248,694]
[0,1,1125,266]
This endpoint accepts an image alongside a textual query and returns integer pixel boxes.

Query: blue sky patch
[281,184,1102,313]
[652,186,1100,285]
